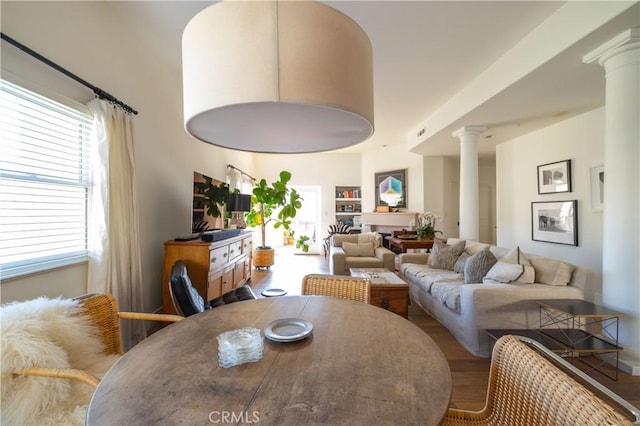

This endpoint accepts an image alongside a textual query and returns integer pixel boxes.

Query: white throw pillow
[498,247,535,284]
[484,261,525,284]
[343,241,375,257]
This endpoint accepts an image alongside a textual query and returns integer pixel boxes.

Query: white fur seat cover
[1,297,120,425]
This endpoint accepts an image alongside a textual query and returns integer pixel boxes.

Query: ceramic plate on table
[261,288,288,297]
[264,318,313,342]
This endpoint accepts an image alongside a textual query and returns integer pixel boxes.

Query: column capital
[583,28,640,66]
[452,126,487,139]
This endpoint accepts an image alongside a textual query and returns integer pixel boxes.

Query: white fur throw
[1,297,120,425]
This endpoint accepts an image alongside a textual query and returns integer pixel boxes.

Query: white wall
[497,107,640,373]
[496,108,605,302]
[0,2,253,311]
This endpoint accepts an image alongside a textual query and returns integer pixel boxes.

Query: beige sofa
[399,238,587,357]
[330,233,395,275]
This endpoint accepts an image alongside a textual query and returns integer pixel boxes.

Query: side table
[537,299,623,380]
[349,268,410,318]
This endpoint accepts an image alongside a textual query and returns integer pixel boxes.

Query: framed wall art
[590,164,604,212]
[537,159,571,194]
[374,169,407,209]
[531,200,578,246]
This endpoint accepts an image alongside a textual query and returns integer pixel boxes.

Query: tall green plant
[245,171,309,252]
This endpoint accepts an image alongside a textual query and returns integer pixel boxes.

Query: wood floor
[249,246,640,414]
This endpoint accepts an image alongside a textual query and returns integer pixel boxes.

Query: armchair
[322,224,351,258]
[1,293,183,425]
[329,232,395,275]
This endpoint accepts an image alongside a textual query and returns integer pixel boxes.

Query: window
[0,79,93,279]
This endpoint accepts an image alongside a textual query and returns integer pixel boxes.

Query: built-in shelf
[335,186,362,228]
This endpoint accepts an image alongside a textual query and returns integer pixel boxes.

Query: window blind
[0,79,93,279]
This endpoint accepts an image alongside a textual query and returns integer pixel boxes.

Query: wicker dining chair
[301,273,371,303]
[11,293,184,388]
[442,335,637,426]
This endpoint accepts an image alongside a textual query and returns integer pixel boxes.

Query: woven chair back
[301,274,371,303]
[443,334,633,425]
[75,293,123,356]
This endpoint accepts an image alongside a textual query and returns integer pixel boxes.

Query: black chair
[169,260,256,317]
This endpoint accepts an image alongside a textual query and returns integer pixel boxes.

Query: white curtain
[87,99,145,350]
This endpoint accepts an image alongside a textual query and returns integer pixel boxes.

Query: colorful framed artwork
[375,169,407,209]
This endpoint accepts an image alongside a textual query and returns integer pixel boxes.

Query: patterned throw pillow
[429,240,465,270]
[453,252,470,274]
[464,247,497,284]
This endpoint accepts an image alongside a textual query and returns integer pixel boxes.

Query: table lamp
[227,194,251,229]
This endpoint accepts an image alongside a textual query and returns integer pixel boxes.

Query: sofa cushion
[453,252,470,274]
[431,281,463,313]
[530,257,575,286]
[400,264,461,293]
[464,247,497,284]
[343,241,375,257]
[430,240,465,270]
[344,256,384,269]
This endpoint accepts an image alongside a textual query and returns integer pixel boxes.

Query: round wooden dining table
[87,296,452,425]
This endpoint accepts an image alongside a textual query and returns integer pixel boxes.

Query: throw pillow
[429,240,465,270]
[499,247,535,284]
[358,232,381,248]
[453,252,470,274]
[343,241,375,257]
[530,257,575,286]
[464,247,497,284]
[484,261,525,283]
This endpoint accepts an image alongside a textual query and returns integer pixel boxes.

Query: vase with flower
[415,212,442,239]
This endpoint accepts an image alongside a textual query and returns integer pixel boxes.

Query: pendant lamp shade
[182,1,374,153]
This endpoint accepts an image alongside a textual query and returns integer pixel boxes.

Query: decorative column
[584,28,639,370]
[452,126,486,241]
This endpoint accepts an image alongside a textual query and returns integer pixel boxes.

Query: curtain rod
[1,32,138,115]
[227,164,256,182]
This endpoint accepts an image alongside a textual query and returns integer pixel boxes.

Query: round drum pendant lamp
[182,1,374,154]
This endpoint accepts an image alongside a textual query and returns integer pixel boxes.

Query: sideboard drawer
[210,246,229,270]
[228,241,242,261]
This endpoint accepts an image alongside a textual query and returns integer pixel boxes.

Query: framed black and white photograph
[375,169,407,209]
[531,200,578,246]
[590,165,604,212]
[537,159,571,194]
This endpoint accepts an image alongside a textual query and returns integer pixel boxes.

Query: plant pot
[253,247,275,269]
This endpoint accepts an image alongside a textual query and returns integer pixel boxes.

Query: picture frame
[531,200,578,246]
[590,165,604,212]
[537,160,571,194]
[375,169,407,209]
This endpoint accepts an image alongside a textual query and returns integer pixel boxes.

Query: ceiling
[108,1,639,159]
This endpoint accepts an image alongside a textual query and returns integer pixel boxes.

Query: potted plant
[245,170,309,268]
[415,212,442,239]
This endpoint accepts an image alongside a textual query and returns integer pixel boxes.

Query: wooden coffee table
[350,267,409,318]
